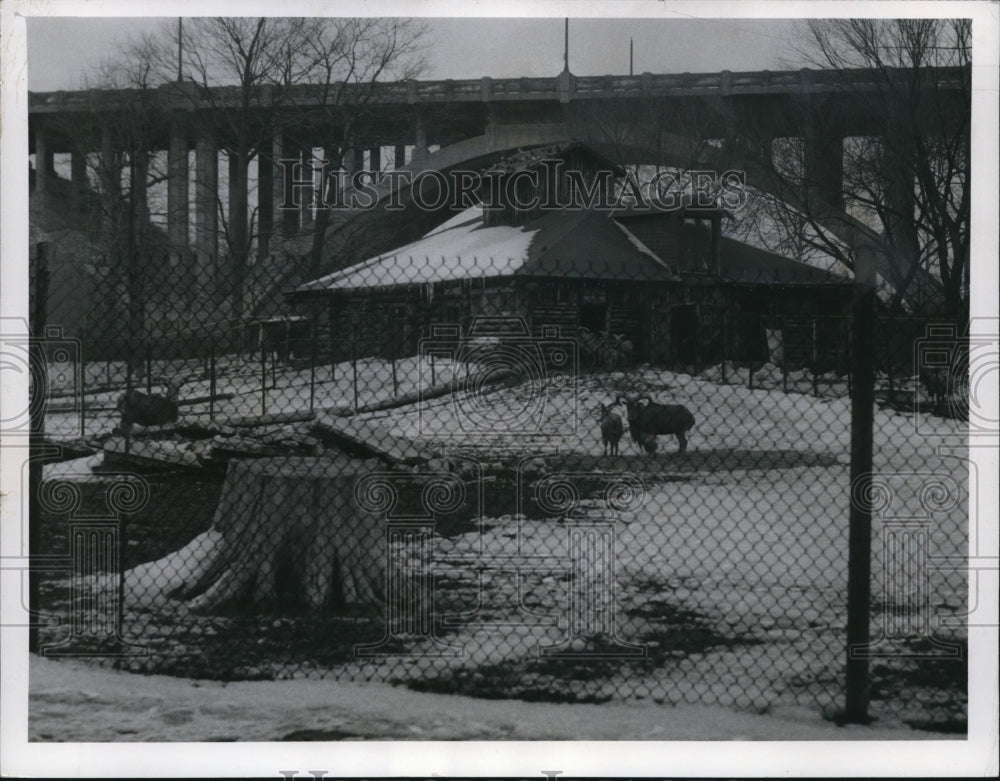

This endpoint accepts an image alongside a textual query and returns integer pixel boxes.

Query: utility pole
[563,18,569,73]
[177,18,183,82]
[630,37,634,76]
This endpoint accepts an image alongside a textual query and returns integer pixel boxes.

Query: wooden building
[616,209,853,369]
[288,142,852,371]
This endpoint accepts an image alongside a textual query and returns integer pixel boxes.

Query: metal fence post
[309,320,317,414]
[28,242,50,654]
[844,240,877,724]
[209,344,217,422]
[260,330,267,416]
[812,318,819,396]
[145,337,152,394]
[885,319,895,404]
[124,252,135,456]
[721,308,728,384]
[391,318,399,398]
[351,318,359,410]
[781,318,788,393]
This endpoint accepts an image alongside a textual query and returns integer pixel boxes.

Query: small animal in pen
[598,402,624,455]
[919,366,951,410]
[116,377,181,438]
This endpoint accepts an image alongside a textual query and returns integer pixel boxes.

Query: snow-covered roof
[295,206,537,293]
[294,204,681,295]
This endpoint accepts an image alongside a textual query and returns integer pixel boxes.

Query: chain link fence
[26,242,969,733]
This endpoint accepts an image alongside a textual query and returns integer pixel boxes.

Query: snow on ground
[29,657,935,742]
[33,359,969,740]
[43,353,473,441]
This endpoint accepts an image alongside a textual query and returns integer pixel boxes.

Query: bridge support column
[755,135,774,168]
[100,125,120,235]
[413,113,428,162]
[70,149,88,211]
[167,116,190,259]
[299,143,314,228]
[368,145,381,182]
[338,147,363,207]
[134,150,150,235]
[345,147,363,176]
[804,119,843,212]
[484,104,498,151]
[33,125,53,197]
[274,131,299,237]
[882,136,919,292]
[258,135,274,257]
[228,151,244,254]
[195,129,219,265]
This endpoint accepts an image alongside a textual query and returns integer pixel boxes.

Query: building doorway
[670,304,699,365]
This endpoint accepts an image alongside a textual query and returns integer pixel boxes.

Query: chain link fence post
[844,240,878,724]
[28,242,51,654]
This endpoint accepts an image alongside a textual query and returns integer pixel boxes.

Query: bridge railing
[28,66,970,114]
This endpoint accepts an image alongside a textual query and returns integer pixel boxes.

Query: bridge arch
[311,124,884,292]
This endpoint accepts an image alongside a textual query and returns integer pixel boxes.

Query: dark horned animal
[616,394,694,455]
[598,402,624,456]
[919,367,950,408]
[117,378,180,435]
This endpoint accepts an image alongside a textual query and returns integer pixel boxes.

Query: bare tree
[82,33,170,256]
[164,18,426,315]
[577,20,970,320]
[60,35,176,369]
[295,18,428,278]
[172,18,313,321]
[752,19,971,319]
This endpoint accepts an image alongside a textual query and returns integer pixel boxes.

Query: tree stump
[128,456,386,613]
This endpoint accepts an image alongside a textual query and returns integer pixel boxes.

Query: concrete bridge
[29,66,969,260]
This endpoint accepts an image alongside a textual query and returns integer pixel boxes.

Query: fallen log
[352,366,518,415]
[102,436,206,471]
[311,415,436,465]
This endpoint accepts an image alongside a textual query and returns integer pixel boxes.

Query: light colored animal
[616,393,695,455]
[598,402,624,456]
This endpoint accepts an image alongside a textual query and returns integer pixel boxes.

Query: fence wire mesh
[27,244,969,733]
